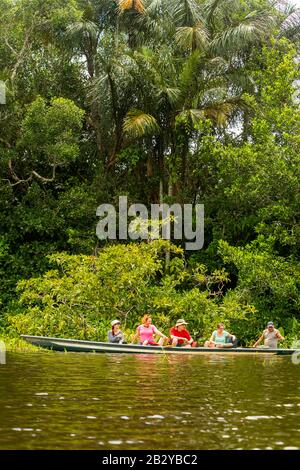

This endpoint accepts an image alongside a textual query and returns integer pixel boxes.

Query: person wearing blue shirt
[204,323,236,348]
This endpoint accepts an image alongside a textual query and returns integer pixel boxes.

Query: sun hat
[176,319,188,327]
[111,319,121,327]
[267,321,274,327]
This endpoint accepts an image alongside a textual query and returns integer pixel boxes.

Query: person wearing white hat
[170,319,197,348]
[108,320,125,344]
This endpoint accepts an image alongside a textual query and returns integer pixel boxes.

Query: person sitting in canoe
[204,323,236,348]
[170,319,197,348]
[108,319,126,344]
[132,314,168,346]
[253,322,284,349]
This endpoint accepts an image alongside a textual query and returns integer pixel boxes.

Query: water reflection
[0,352,299,449]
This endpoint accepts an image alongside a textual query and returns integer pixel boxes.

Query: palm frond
[198,86,228,104]
[203,57,230,82]
[177,109,205,127]
[87,73,109,104]
[175,23,209,51]
[123,109,160,138]
[203,0,241,24]
[225,69,256,94]
[210,12,276,54]
[167,0,204,27]
[273,0,297,17]
[202,0,223,22]
[278,8,300,40]
[162,87,182,106]
[146,0,164,14]
[66,20,99,42]
[118,0,146,14]
[132,48,166,90]
[179,50,202,91]
[202,100,237,126]
[131,47,180,106]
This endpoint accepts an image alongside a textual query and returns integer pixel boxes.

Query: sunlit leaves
[123,109,160,137]
[118,0,145,14]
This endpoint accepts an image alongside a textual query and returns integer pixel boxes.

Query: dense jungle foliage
[0,0,300,346]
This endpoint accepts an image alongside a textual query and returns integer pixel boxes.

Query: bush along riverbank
[2,241,299,350]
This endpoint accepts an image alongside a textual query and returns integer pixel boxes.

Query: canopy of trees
[1,0,300,346]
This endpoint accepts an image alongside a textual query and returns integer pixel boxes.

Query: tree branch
[32,165,56,182]
[0,138,11,148]
[3,159,57,187]
[10,28,32,84]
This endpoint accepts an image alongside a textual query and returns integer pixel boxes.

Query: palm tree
[122,0,277,201]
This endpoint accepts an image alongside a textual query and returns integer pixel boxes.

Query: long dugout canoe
[21,335,299,356]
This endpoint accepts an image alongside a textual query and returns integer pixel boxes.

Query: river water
[0,352,299,450]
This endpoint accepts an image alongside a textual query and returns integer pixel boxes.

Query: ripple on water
[147,415,165,419]
[12,428,34,432]
[244,416,275,421]
[126,440,144,444]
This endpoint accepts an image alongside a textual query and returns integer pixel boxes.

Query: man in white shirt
[253,322,284,348]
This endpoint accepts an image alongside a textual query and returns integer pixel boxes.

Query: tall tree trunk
[106,73,123,169]
[157,137,164,205]
[165,181,172,269]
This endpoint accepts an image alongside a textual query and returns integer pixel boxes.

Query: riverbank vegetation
[1,0,300,348]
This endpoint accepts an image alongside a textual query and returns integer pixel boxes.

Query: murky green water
[0,352,299,450]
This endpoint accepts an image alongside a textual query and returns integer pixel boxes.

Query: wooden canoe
[21,335,299,355]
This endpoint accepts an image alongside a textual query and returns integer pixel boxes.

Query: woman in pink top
[132,314,167,346]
